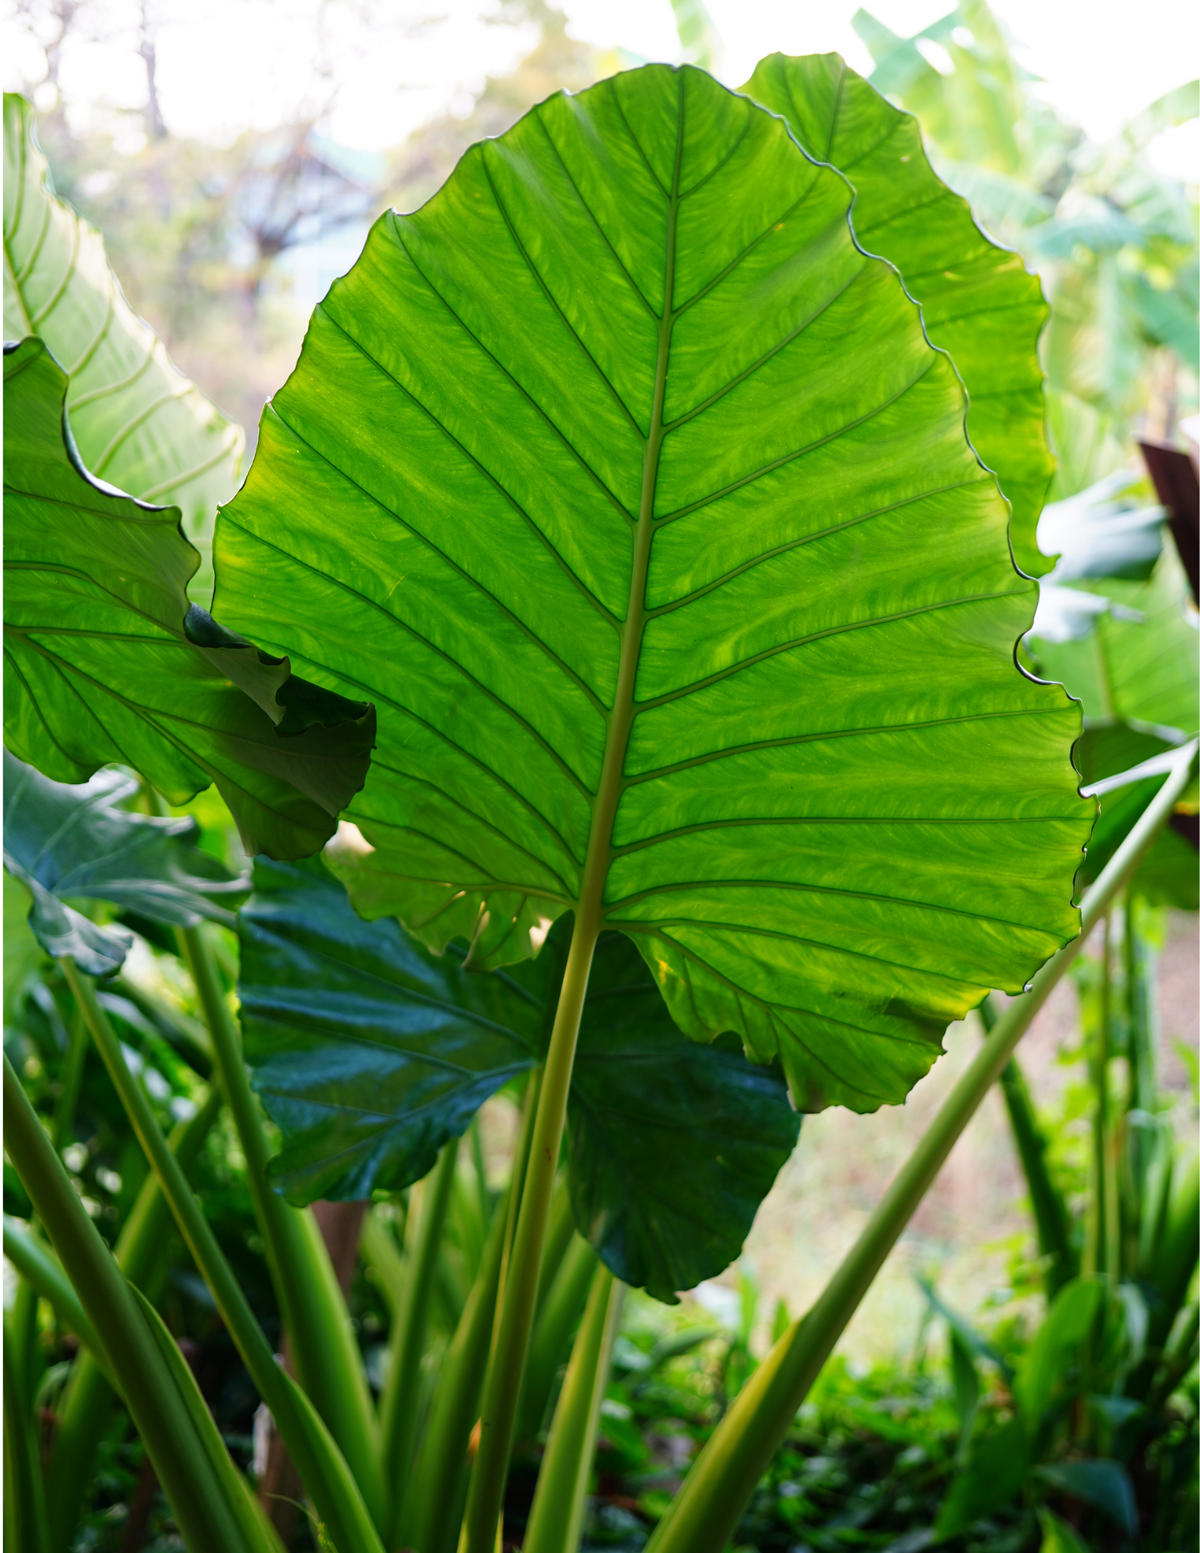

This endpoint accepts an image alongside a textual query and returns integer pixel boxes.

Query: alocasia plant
[5,54,1133,1553]
[211,62,1092,1544]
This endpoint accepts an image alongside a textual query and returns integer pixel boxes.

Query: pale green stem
[381,1139,459,1543]
[402,1072,543,1553]
[50,1002,87,1149]
[59,958,386,1553]
[517,1232,600,1442]
[399,1200,507,1553]
[175,922,386,1528]
[2,1216,107,1374]
[522,1266,624,1553]
[462,918,600,1551]
[1085,915,1112,1278]
[644,742,1197,1553]
[3,1053,251,1552]
[45,1089,221,1553]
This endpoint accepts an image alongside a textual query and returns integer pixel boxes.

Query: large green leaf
[3,94,243,604]
[3,336,375,860]
[742,52,1055,577]
[3,748,245,976]
[217,63,1091,1114]
[237,857,798,1300]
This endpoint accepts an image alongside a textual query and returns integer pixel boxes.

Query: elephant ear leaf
[3,337,375,860]
[237,858,797,1299]
[743,52,1056,577]
[3,92,243,604]
[218,64,1091,1116]
[566,930,799,1303]
[3,747,245,976]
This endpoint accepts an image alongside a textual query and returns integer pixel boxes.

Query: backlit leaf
[742,52,1055,576]
[217,64,1091,1115]
[3,93,243,604]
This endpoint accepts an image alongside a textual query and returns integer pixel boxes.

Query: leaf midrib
[578,76,686,933]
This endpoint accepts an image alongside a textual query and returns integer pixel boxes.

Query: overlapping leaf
[3,748,242,976]
[237,857,798,1300]
[743,52,1054,576]
[1027,480,1198,907]
[3,94,243,603]
[217,64,1092,1114]
[3,337,375,860]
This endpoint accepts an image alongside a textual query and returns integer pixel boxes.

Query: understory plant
[3,43,1197,1553]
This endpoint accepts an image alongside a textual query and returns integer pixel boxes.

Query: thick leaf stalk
[59,958,386,1553]
[644,743,1196,1553]
[177,921,385,1530]
[380,1139,458,1542]
[462,914,601,1551]
[45,1089,221,1553]
[3,1052,256,1553]
[399,1078,541,1553]
[522,1266,624,1553]
[3,1217,106,1369]
[518,1233,600,1441]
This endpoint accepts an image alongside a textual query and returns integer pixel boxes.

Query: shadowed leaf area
[3,336,376,861]
[238,856,800,1301]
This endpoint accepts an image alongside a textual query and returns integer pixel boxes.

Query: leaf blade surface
[3,94,243,602]
[3,337,375,860]
[218,64,1092,1112]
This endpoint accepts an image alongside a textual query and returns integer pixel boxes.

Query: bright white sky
[4,0,1198,173]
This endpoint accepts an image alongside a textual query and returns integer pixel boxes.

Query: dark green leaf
[1036,1460,1137,1536]
[237,856,798,1299]
[3,94,244,605]
[566,931,800,1302]
[743,51,1055,576]
[239,856,539,1204]
[3,748,244,975]
[3,337,376,860]
[216,63,1091,1118]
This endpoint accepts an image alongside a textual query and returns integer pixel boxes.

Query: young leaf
[217,63,1091,1115]
[742,52,1055,576]
[3,749,245,978]
[3,337,375,860]
[237,856,799,1299]
[3,94,243,603]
